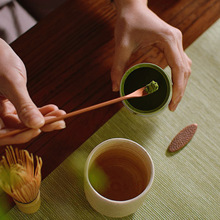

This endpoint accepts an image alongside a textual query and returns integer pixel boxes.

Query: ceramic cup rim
[84,138,155,204]
[120,63,172,116]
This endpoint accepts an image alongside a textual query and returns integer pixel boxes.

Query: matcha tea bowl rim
[120,63,172,116]
[84,138,155,218]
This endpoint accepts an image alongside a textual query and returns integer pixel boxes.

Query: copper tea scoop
[0,81,159,139]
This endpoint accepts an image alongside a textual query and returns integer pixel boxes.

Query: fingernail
[58,122,66,129]
[28,115,44,128]
[53,121,66,130]
[169,103,176,112]
[25,110,44,128]
[171,104,178,112]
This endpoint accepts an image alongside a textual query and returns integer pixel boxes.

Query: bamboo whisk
[0,146,42,204]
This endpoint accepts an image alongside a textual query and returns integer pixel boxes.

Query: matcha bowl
[120,63,172,116]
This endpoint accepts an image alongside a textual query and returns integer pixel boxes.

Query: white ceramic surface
[84,138,154,218]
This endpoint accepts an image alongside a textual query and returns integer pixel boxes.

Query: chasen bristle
[0,146,42,204]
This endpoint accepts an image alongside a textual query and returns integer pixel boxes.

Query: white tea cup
[84,138,154,218]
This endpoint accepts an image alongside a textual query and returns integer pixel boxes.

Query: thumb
[7,85,45,129]
[111,43,132,92]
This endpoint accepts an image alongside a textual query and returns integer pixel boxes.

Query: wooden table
[0,0,219,214]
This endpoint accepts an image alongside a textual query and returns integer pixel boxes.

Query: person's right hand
[0,39,66,146]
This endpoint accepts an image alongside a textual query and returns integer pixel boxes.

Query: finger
[111,39,133,92]
[41,120,66,132]
[0,129,41,146]
[169,44,191,111]
[44,109,66,117]
[39,104,59,116]
[185,53,192,67]
[163,38,186,111]
[41,109,66,132]
[176,36,192,85]
[6,84,45,129]
[0,99,16,116]
[1,114,22,128]
[182,52,192,89]
[0,100,22,128]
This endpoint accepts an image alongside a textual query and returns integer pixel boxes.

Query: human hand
[0,39,66,145]
[111,0,192,111]
[0,103,66,146]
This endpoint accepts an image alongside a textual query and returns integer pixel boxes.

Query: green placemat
[4,19,220,219]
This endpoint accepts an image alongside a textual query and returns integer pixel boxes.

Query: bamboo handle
[0,94,130,139]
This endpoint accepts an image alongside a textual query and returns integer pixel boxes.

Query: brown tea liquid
[89,147,149,201]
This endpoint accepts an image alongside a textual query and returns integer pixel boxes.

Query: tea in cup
[84,138,154,218]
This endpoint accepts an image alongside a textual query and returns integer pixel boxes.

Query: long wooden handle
[0,94,131,139]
